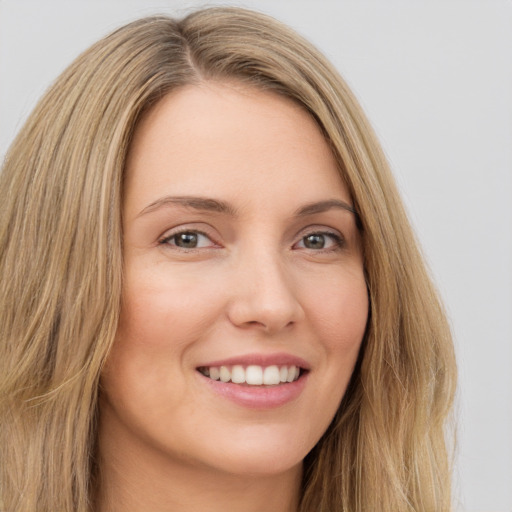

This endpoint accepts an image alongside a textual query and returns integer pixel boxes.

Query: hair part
[0,8,456,511]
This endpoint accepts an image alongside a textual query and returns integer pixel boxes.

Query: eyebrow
[294,199,357,217]
[137,195,358,220]
[137,196,238,217]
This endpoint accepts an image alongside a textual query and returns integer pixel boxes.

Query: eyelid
[296,224,345,240]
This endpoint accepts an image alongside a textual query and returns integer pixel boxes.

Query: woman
[0,7,456,512]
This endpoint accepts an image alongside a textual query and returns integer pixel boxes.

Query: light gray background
[1,1,511,510]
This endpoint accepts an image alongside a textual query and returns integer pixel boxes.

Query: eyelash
[158,228,345,252]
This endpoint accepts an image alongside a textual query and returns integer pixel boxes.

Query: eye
[160,230,215,249]
[294,231,344,251]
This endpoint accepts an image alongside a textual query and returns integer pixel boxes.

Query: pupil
[304,234,325,249]
[177,233,198,248]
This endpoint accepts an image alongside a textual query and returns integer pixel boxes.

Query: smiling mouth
[197,364,304,386]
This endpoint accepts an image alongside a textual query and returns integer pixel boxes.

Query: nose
[226,249,305,334]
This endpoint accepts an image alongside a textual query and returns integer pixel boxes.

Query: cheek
[302,268,369,352]
[116,269,225,351]
[326,292,368,352]
[102,274,224,403]
[293,270,368,445]
[101,273,219,416]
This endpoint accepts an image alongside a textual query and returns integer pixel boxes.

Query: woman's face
[100,82,368,478]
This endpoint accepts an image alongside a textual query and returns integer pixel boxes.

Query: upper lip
[197,352,311,370]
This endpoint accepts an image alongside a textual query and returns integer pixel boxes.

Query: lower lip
[199,372,309,409]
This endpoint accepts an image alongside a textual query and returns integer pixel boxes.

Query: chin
[205,450,304,479]
[184,424,314,478]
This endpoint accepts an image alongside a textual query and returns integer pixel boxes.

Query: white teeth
[246,365,263,385]
[286,365,296,383]
[219,366,230,383]
[231,365,245,384]
[263,365,280,385]
[199,364,302,386]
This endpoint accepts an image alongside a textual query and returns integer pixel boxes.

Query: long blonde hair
[0,7,456,511]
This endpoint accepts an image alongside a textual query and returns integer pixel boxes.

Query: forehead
[124,82,350,217]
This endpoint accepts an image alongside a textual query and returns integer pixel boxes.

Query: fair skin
[98,81,368,512]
